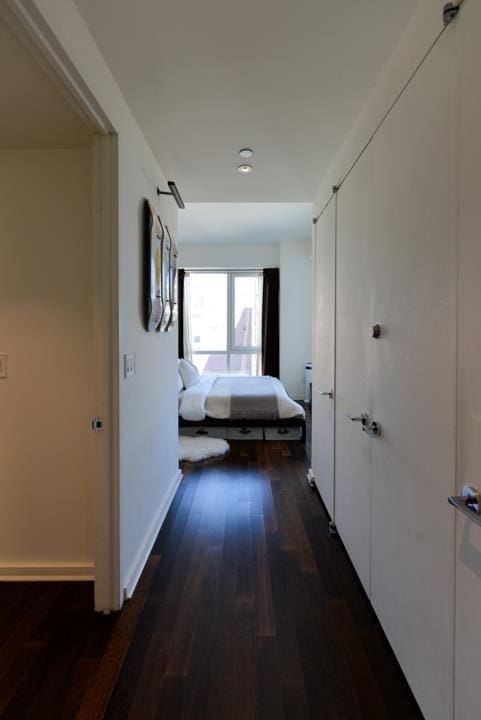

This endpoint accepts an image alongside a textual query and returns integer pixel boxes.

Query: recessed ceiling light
[238,164,253,174]
[239,148,253,158]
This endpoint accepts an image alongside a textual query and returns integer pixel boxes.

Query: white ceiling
[75,0,418,202]
[0,17,92,148]
[179,203,312,244]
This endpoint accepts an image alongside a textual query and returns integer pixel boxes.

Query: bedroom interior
[1,0,481,719]
[176,203,312,444]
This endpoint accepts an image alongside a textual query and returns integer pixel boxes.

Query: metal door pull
[320,390,334,398]
[448,485,481,528]
[347,414,367,424]
[346,413,381,437]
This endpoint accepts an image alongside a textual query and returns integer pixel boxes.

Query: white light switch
[0,354,7,379]
[124,352,136,379]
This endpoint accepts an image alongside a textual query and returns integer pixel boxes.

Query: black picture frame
[143,199,164,331]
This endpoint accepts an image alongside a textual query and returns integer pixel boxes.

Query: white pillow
[178,358,200,388]
[178,371,184,393]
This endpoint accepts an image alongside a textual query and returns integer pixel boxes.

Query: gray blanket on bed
[215,376,279,420]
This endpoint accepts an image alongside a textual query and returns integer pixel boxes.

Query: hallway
[0,437,422,719]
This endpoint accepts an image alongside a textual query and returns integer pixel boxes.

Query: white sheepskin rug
[179,435,230,463]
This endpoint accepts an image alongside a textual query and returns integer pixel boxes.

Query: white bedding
[179,374,304,422]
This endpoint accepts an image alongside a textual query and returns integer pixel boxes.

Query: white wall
[118,136,179,598]
[32,0,181,601]
[178,241,279,269]
[179,240,311,399]
[0,148,94,575]
[279,239,312,399]
[313,0,442,217]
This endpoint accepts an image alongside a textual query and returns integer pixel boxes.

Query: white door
[368,33,457,720]
[454,1,481,717]
[311,199,336,517]
[335,148,374,595]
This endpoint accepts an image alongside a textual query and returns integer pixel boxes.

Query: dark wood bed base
[179,416,306,443]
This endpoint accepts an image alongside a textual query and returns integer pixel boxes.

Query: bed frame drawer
[180,426,228,439]
[227,427,264,440]
[264,426,302,441]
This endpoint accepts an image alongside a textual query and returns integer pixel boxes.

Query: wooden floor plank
[255,635,285,720]
[205,569,237,719]
[0,583,61,676]
[180,545,221,719]
[232,598,256,720]
[327,598,391,720]
[75,555,160,720]
[252,513,276,637]
[0,642,44,715]
[164,530,209,677]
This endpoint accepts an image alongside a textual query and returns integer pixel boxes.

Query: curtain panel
[261,268,280,377]
[177,269,186,358]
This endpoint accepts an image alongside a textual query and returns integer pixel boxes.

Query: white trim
[92,133,121,612]
[1,1,114,133]
[123,470,183,601]
[0,562,95,581]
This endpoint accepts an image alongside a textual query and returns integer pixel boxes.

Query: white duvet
[179,374,304,422]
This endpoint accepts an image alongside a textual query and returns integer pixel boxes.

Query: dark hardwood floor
[0,422,423,719]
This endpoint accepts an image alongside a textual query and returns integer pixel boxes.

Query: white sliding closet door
[369,33,456,720]
[311,199,336,517]
[335,151,374,594]
[454,1,481,718]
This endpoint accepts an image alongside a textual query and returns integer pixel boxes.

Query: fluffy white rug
[179,435,230,462]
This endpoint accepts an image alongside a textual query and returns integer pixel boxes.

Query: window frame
[188,269,262,374]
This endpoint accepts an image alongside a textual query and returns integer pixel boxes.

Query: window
[186,271,262,375]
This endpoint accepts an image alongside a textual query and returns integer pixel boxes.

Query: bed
[178,373,306,442]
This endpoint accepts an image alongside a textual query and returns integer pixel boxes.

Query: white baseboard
[0,562,95,581]
[123,468,183,601]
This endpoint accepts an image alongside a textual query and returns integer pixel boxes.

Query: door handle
[347,414,368,425]
[346,413,381,437]
[320,390,333,398]
[448,485,481,527]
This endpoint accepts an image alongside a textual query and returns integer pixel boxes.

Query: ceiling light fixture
[156,180,185,209]
[239,148,253,158]
[238,164,253,174]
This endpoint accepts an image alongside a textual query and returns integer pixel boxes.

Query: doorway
[0,7,118,611]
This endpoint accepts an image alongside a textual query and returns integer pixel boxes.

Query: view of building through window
[188,271,262,375]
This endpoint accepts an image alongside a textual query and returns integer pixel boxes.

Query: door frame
[1,1,121,611]
[310,195,337,521]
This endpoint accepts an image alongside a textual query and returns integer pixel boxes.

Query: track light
[156,181,185,209]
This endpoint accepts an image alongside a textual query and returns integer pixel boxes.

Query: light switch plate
[0,354,7,379]
[123,352,136,379]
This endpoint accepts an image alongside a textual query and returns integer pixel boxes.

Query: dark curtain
[177,269,186,358]
[261,268,279,377]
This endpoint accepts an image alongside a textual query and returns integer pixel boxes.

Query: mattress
[179,374,304,422]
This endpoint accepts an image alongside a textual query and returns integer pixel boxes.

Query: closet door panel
[454,1,481,717]
[370,33,456,720]
[335,151,374,594]
[312,199,336,517]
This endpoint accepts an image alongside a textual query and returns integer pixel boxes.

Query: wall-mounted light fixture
[157,181,185,209]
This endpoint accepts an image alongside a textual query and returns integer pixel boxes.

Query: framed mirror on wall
[143,199,178,332]
[164,225,178,332]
